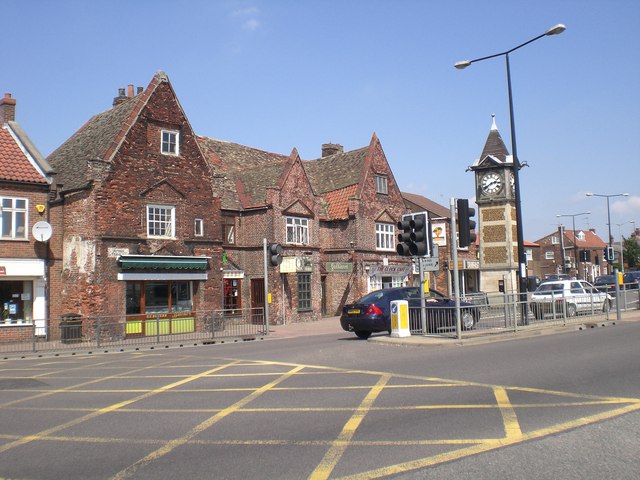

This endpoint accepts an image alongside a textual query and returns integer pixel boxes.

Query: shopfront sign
[368,265,412,277]
[326,262,353,273]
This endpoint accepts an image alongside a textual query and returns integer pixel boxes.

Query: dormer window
[374,175,388,195]
[576,231,585,241]
[161,130,179,156]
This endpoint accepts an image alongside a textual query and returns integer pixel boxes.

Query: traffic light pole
[450,198,462,340]
[263,238,269,333]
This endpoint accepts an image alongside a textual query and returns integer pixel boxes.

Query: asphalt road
[1,319,639,479]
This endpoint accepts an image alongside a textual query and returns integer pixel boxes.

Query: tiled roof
[197,136,290,209]
[324,184,358,220]
[401,192,450,218]
[303,147,368,194]
[0,125,47,183]
[46,96,139,192]
[564,229,607,248]
[479,117,510,162]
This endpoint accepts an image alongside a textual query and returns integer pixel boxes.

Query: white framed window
[551,236,559,245]
[374,175,388,194]
[0,197,28,240]
[194,218,204,237]
[376,223,395,251]
[525,248,533,263]
[576,231,585,241]
[147,205,175,238]
[161,130,179,156]
[286,217,309,245]
[545,251,555,260]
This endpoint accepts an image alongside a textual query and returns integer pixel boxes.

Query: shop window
[125,281,193,315]
[1,280,33,324]
[0,197,28,240]
[224,279,241,314]
[297,273,311,311]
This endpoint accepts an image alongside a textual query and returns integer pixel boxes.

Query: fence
[409,286,639,337]
[0,308,267,356]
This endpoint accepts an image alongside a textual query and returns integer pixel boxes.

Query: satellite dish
[32,221,53,242]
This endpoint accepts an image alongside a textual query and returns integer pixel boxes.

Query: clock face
[480,172,503,195]
[509,171,515,195]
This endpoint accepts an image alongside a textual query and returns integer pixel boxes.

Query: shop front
[0,259,47,338]
[118,255,209,337]
[366,264,411,292]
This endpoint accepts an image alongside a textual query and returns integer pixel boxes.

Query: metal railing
[0,308,267,355]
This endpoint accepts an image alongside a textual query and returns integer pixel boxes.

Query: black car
[594,275,617,293]
[623,271,640,289]
[340,287,478,339]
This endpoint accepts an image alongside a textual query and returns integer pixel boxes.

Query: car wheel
[354,330,371,339]
[566,304,577,317]
[461,310,475,330]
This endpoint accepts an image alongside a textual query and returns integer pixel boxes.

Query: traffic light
[456,199,476,248]
[604,246,614,262]
[396,213,430,257]
[580,250,591,262]
[269,243,283,266]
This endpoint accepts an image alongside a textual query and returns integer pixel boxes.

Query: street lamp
[556,212,590,278]
[615,221,636,273]
[585,192,629,269]
[456,24,566,299]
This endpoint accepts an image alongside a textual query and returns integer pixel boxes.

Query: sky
[4,0,639,243]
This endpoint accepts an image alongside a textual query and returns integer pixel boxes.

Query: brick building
[0,93,57,340]
[47,73,223,335]
[532,228,607,281]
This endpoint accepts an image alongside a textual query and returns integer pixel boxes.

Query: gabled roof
[303,147,368,195]
[401,192,450,218]
[324,184,358,220]
[47,71,183,193]
[197,136,291,209]
[0,123,48,184]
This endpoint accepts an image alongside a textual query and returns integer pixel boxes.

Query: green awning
[119,255,209,271]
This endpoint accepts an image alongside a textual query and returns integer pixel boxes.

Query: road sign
[420,257,440,271]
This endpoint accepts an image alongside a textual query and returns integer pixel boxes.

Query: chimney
[137,86,143,95]
[0,93,17,124]
[322,143,343,158]
[127,84,134,97]
[113,87,129,107]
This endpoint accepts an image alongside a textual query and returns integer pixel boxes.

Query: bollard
[390,300,411,338]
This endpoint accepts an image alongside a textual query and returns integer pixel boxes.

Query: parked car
[542,273,570,283]
[623,271,640,289]
[529,280,612,320]
[594,275,617,293]
[340,287,479,339]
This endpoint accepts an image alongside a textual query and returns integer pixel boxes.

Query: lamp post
[585,192,629,270]
[556,212,590,279]
[615,221,636,273]
[456,23,565,300]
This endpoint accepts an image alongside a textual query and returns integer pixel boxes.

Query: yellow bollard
[390,300,410,337]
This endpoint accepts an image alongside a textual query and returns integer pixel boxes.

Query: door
[251,278,265,324]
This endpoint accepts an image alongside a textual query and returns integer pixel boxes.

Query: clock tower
[470,115,518,293]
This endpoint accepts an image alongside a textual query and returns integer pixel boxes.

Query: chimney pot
[127,84,134,97]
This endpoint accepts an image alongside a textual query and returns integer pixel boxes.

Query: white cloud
[243,18,260,31]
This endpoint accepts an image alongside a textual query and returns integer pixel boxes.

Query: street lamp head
[585,192,593,197]
[545,24,566,36]
[454,60,472,70]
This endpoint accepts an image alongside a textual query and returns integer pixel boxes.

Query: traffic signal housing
[396,212,430,257]
[604,245,614,262]
[269,243,283,266]
[456,199,476,248]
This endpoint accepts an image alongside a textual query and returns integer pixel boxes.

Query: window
[286,217,309,245]
[374,175,388,194]
[194,218,204,237]
[525,248,533,263]
[161,130,179,155]
[126,281,193,314]
[376,223,395,251]
[551,236,559,245]
[0,197,28,240]
[1,280,33,323]
[545,251,555,260]
[297,273,311,311]
[223,216,235,245]
[576,231,585,241]
[147,205,175,238]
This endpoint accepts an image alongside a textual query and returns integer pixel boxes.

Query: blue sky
[5,0,639,242]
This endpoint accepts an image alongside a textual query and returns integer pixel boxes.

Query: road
[1,320,639,479]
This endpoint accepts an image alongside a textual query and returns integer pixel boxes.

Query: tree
[623,237,640,269]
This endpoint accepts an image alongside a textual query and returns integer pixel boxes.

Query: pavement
[266,309,640,347]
